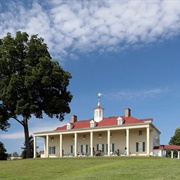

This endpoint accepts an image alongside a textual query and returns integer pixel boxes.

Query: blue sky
[0,0,180,154]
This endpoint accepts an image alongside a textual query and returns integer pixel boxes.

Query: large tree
[0,31,72,158]
[169,127,180,145]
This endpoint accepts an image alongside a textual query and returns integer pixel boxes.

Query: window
[117,117,124,125]
[90,120,95,128]
[97,144,104,153]
[136,142,145,152]
[49,146,56,154]
[106,143,115,153]
[81,144,88,154]
[94,111,98,117]
[139,130,142,136]
[67,123,72,130]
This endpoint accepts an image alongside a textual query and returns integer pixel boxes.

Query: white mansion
[33,95,163,158]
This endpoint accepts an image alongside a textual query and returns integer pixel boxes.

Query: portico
[34,124,155,158]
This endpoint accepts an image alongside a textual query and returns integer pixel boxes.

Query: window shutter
[53,146,56,154]
[102,144,104,152]
[49,147,51,154]
[143,142,145,152]
[136,142,139,152]
[97,144,99,151]
[71,145,73,154]
[81,145,83,153]
[106,144,108,153]
[86,145,88,154]
[112,143,115,152]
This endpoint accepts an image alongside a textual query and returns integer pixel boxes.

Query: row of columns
[34,127,150,158]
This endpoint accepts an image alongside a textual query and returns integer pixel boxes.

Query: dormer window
[117,117,124,125]
[67,123,72,130]
[90,120,95,128]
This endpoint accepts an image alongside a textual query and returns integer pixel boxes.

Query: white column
[60,134,63,157]
[126,129,129,156]
[160,150,162,157]
[107,130,111,156]
[171,150,173,158]
[146,127,150,156]
[33,136,37,158]
[74,133,77,157]
[164,150,166,157]
[44,138,46,157]
[178,151,180,159]
[90,131,93,156]
[46,135,49,157]
[150,129,153,155]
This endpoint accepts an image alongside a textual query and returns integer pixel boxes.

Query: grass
[0,156,179,180]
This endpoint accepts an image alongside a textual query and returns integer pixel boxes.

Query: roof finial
[97,93,102,107]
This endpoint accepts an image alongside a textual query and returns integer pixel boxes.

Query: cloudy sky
[0,0,180,154]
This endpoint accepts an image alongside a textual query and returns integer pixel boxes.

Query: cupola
[94,93,104,122]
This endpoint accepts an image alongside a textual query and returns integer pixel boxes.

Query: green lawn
[0,157,179,180]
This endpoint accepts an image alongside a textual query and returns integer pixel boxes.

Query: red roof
[154,145,180,150]
[55,116,152,131]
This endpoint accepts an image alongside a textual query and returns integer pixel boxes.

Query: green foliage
[21,135,34,159]
[0,31,72,158]
[0,142,7,160]
[0,142,7,153]
[0,31,72,123]
[12,152,19,157]
[0,157,180,179]
[169,127,180,145]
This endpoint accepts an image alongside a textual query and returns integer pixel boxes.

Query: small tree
[168,127,180,158]
[12,152,19,157]
[21,135,34,159]
[169,127,180,145]
[0,31,72,158]
[0,141,7,160]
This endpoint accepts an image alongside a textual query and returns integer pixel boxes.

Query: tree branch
[13,117,24,126]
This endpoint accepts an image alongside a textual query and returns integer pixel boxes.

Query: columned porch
[34,126,151,158]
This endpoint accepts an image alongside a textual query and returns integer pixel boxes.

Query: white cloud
[0,118,67,140]
[108,87,169,101]
[0,131,24,139]
[0,0,180,61]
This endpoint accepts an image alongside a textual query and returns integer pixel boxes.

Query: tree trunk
[23,116,31,158]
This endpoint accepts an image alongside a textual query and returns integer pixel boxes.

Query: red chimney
[125,108,131,117]
[71,115,77,123]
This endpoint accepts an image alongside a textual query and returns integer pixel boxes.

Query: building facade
[33,96,161,158]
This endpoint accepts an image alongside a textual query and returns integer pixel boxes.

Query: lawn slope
[0,157,179,180]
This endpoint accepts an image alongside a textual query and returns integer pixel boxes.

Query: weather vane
[97,93,102,107]
[98,93,102,98]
